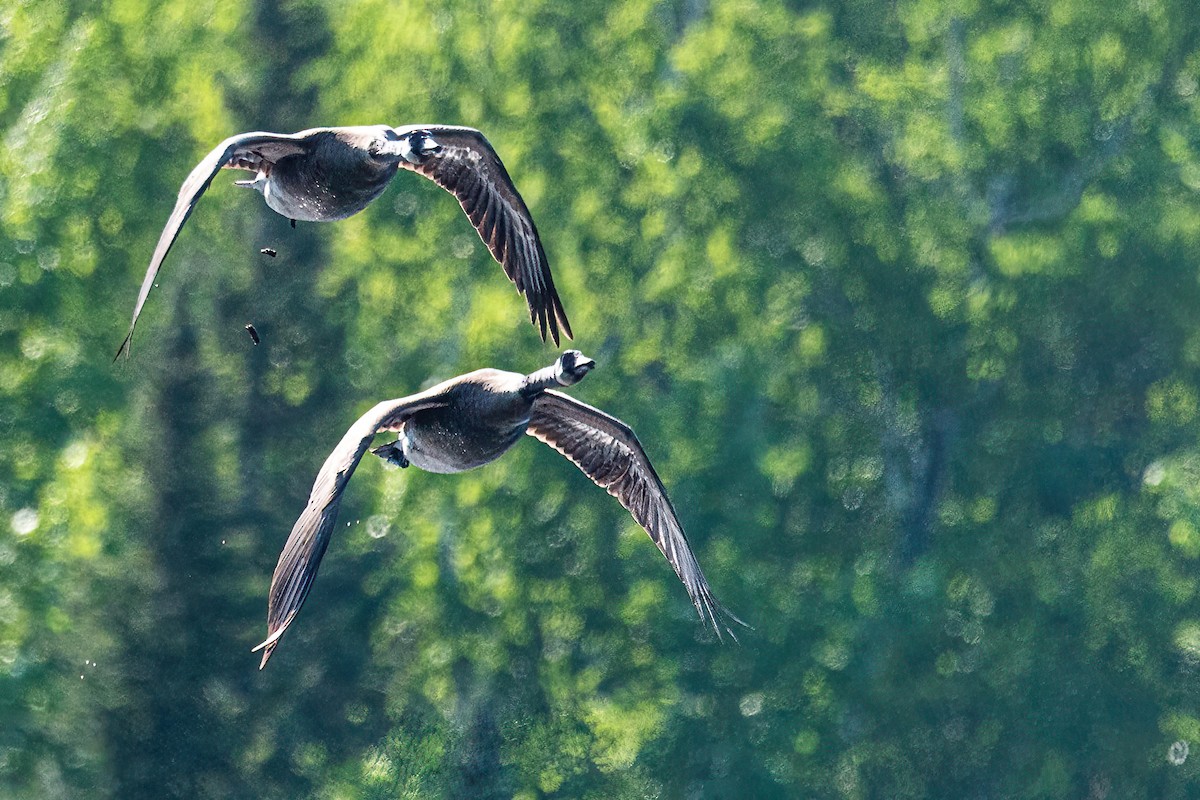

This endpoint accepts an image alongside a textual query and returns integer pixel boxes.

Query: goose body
[115,124,571,359]
[253,352,743,668]
[253,127,398,221]
[391,368,535,473]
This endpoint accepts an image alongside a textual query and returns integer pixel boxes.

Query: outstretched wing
[394,124,572,346]
[526,391,744,639]
[253,390,449,668]
[114,131,315,360]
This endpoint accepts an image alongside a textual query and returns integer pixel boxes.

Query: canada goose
[253,351,742,668]
[115,125,572,359]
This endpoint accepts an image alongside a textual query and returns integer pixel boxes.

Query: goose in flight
[253,351,743,668]
[115,124,572,359]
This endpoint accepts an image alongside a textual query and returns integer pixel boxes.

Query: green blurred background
[5,0,1200,796]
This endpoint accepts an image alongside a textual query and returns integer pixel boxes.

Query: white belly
[399,425,474,474]
[262,180,326,222]
[398,415,529,474]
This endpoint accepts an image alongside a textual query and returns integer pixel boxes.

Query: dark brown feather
[396,126,572,345]
[253,393,449,668]
[526,391,742,638]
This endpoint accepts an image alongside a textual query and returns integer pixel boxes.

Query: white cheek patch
[400,139,421,165]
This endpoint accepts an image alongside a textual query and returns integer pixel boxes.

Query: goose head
[397,129,442,165]
[554,350,596,386]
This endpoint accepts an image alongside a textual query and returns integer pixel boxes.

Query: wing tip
[255,644,275,670]
[113,330,134,363]
[251,609,298,670]
[530,292,571,347]
[697,591,751,645]
[556,304,573,342]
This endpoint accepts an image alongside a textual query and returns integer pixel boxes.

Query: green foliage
[5,0,1200,797]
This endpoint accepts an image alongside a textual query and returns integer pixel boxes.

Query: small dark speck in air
[245,324,260,345]
[260,248,277,258]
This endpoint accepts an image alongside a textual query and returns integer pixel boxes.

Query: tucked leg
[371,441,409,468]
[233,173,268,192]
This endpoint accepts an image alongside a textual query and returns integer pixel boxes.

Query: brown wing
[526,391,744,639]
[114,131,315,360]
[253,390,449,668]
[393,125,571,346]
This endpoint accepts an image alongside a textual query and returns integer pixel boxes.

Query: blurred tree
[6,0,1200,798]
